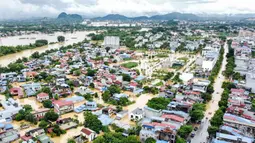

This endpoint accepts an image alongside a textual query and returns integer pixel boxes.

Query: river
[0,31,95,67]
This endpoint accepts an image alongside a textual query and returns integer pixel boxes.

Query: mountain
[93,12,199,21]
[150,12,199,20]
[57,12,83,21]
[198,13,255,20]
[93,14,129,21]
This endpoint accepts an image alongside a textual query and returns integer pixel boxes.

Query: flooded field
[0,31,95,67]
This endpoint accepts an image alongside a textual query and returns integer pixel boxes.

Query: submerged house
[22,83,41,96]
[0,98,22,121]
[53,100,74,115]
[10,87,24,98]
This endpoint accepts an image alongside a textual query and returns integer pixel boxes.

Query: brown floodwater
[0,31,95,67]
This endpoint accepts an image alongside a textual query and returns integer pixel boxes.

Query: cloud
[0,0,255,20]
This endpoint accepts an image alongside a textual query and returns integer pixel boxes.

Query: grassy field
[121,62,138,68]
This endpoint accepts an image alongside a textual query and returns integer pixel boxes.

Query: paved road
[191,42,229,143]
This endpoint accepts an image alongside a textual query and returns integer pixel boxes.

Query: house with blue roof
[0,98,22,121]
[0,123,13,132]
[223,113,255,137]
[22,83,41,96]
[98,114,113,126]
[215,133,254,143]
[113,93,128,100]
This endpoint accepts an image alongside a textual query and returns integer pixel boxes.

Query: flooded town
[0,1,255,143]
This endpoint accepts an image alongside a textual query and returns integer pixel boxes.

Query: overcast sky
[0,0,255,20]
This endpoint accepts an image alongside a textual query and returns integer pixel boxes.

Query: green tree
[207,126,219,137]
[39,120,49,129]
[89,83,95,88]
[74,69,81,76]
[23,105,33,112]
[147,97,171,110]
[190,103,205,122]
[86,68,97,76]
[177,125,193,138]
[116,105,123,112]
[35,39,48,47]
[84,111,103,133]
[105,47,111,53]
[163,72,174,81]
[25,113,37,124]
[43,100,52,108]
[122,74,131,82]
[210,109,224,127]
[190,109,204,122]
[31,51,40,59]
[176,136,186,143]
[67,139,76,143]
[44,110,59,122]
[52,124,65,136]
[108,85,121,95]
[57,36,65,42]
[102,90,111,102]
[145,137,156,143]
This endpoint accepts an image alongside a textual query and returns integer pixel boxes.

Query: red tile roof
[81,128,93,136]
[161,114,185,122]
[53,100,73,107]
[10,87,24,97]
[26,72,38,77]
[21,135,32,141]
[231,88,245,94]
[37,92,49,98]
[144,122,176,130]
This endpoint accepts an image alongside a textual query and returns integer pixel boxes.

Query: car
[194,127,198,131]
[209,112,212,115]
[191,133,195,138]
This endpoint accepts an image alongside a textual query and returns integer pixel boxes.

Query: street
[191,42,229,143]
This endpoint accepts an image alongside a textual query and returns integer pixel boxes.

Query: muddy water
[121,93,154,126]
[0,31,95,67]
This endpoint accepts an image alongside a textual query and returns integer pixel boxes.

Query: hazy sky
[0,0,255,19]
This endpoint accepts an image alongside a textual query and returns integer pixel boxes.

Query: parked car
[191,133,195,138]
[194,127,198,131]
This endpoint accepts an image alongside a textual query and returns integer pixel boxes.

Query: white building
[246,73,255,93]
[202,57,217,71]
[192,80,211,93]
[201,46,219,72]
[129,108,144,121]
[81,128,97,142]
[103,36,120,50]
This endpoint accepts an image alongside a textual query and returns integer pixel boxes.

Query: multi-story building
[140,122,177,143]
[53,100,74,115]
[103,36,120,50]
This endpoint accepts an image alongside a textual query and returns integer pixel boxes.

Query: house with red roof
[25,71,38,80]
[161,114,185,123]
[53,100,74,115]
[10,87,24,98]
[140,122,177,143]
[81,128,97,142]
[231,88,245,96]
[36,92,49,102]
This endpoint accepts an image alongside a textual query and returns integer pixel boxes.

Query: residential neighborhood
[0,5,255,143]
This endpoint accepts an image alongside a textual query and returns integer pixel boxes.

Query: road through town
[191,42,229,143]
